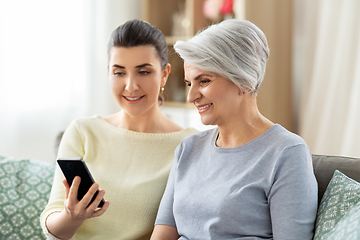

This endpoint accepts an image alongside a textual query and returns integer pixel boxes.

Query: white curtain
[294,0,360,158]
[0,0,141,162]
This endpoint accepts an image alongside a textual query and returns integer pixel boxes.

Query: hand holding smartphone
[57,157,105,208]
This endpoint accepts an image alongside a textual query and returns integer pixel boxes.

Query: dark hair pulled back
[107,19,168,69]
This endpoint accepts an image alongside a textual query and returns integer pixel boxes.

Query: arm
[150,225,179,240]
[270,144,318,240]
[45,177,110,239]
[152,146,182,239]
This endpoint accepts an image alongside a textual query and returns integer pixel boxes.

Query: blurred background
[0,0,359,162]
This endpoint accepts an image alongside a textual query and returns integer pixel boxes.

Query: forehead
[184,62,216,79]
[184,61,238,88]
[109,46,159,66]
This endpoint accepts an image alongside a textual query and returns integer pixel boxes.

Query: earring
[161,87,165,94]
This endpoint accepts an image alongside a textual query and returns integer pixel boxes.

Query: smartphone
[57,157,105,208]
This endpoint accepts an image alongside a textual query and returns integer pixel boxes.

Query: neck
[120,108,164,133]
[105,107,182,133]
[216,99,274,148]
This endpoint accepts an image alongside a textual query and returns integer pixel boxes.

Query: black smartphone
[57,157,105,208]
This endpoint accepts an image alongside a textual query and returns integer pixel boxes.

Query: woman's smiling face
[108,46,169,117]
[184,62,242,126]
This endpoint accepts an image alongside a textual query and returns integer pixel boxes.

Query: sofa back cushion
[312,154,360,202]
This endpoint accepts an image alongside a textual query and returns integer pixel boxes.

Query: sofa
[312,154,360,239]
[0,154,359,240]
[0,155,55,240]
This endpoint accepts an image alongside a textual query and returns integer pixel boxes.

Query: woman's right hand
[45,176,110,239]
[63,176,109,220]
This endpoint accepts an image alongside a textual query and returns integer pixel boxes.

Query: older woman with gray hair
[151,19,317,240]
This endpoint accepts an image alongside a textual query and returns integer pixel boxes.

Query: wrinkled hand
[62,176,110,220]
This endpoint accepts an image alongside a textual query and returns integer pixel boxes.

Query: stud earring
[161,87,165,94]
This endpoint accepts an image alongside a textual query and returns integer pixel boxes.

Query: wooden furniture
[244,0,294,132]
[141,0,212,107]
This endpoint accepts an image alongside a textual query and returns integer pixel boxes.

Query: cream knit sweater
[40,115,197,240]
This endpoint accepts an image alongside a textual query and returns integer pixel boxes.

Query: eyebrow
[184,73,214,82]
[195,73,213,80]
[112,63,153,69]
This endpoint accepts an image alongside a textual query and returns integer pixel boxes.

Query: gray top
[155,124,318,240]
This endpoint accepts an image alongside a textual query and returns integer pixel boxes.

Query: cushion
[313,170,360,240]
[325,200,360,240]
[312,154,360,203]
[0,155,55,240]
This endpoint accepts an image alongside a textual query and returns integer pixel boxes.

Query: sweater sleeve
[57,120,85,158]
[40,120,85,239]
[269,144,318,240]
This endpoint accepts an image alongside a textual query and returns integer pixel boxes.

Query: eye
[139,70,150,75]
[184,80,191,87]
[200,79,211,85]
[114,71,125,76]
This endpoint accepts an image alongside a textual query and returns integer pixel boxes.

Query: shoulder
[178,127,199,138]
[266,125,312,167]
[268,124,308,149]
[70,115,102,125]
[173,128,217,166]
[66,115,105,130]
[180,127,216,144]
[176,127,217,154]
[153,127,199,147]
[61,116,104,139]
[254,124,311,167]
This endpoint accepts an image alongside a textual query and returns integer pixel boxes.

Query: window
[0,0,86,111]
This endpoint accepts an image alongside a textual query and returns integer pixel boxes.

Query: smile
[124,96,144,101]
[197,103,213,113]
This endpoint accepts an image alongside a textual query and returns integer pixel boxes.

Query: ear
[161,63,171,87]
[239,86,248,95]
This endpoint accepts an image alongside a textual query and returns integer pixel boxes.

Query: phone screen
[57,158,105,208]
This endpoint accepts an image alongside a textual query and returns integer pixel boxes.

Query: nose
[187,85,201,104]
[125,76,139,93]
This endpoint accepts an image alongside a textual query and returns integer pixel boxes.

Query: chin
[200,117,215,126]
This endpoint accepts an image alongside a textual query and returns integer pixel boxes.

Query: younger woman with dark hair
[40,19,197,240]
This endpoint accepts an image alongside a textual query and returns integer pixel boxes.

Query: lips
[123,95,144,102]
[198,103,212,110]
[196,103,213,113]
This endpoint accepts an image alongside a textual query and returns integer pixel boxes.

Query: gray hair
[174,19,270,95]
